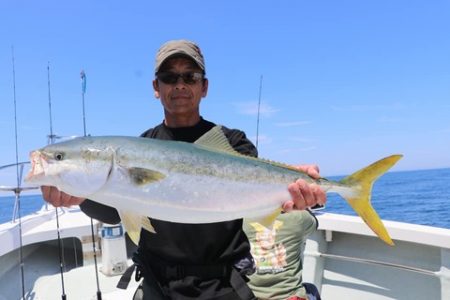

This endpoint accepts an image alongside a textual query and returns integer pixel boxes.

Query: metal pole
[11,45,26,300]
[80,70,102,300]
[256,75,263,149]
[48,62,67,300]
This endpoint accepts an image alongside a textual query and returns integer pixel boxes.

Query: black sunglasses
[156,72,204,85]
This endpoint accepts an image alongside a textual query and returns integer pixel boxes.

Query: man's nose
[174,77,187,89]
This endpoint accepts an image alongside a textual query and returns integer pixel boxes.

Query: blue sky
[1,0,449,189]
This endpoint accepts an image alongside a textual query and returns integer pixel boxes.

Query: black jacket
[80,118,258,299]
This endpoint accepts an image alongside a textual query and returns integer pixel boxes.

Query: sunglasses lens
[182,73,196,84]
[157,72,203,85]
[158,73,179,84]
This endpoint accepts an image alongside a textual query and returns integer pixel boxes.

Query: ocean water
[324,167,450,229]
[1,168,449,229]
[0,193,47,224]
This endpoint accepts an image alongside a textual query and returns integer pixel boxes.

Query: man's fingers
[288,180,309,210]
[285,179,327,211]
[288,182,305,203]
[296,164,320,179]
[61,192,73,207]
[41,186,51,201]
[282,201,294,212]
[41,185,61,206]
[307,166,320,179]
[300,181,315,208]
[50,187,62,206]
[313,184,327,206]
[40,186,85,207]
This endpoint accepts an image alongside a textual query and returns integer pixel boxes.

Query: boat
[303,212,450,299]
[1,189,449,299]
[1,119,449,300]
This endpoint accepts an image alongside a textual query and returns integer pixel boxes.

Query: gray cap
[154,40,205,73]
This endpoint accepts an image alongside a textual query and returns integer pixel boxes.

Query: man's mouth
[171,91,191,100]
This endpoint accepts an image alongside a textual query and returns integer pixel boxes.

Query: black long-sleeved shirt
[80,118,258,298]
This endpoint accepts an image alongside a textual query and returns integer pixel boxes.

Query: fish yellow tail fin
[340,155,403,246]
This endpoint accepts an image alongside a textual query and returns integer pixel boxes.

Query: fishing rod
[47,63,56,144]
[80,70,103,300]
[11,45,27,300]
[81,70,87,137]
[47,62,67,300]
[3,46,52,299]
[255,75,263,149]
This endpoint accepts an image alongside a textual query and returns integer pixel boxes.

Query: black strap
[161,264,229,281]
[158,265,255,300]
[117,263,136,289]
[119,264,255,299]
[230,268,256,300]
[151,263,256,299]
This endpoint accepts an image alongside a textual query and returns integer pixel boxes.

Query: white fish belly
[91,173,288,223]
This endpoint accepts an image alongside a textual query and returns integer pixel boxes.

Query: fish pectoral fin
[127,167,166,186]
[119,210,156,245]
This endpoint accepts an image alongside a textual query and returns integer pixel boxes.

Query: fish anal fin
[119,211,156,245]
[248,208,282,231]
[141,217,156,234]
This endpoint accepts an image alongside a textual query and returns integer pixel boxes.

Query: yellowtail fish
[25,126,401,245]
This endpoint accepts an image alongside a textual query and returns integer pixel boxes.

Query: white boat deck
[0,206,140,300]
[0,206,95,257]
[0,244,139,300]
[1,209,450,299]
[32,257,139,300]
[304,213,450,300]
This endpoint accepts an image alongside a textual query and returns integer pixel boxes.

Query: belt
[153,262,231,281]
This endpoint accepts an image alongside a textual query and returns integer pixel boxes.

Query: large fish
[25,126,401,245]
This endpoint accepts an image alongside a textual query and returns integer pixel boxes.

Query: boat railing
[0,161,39,223]
[304,251,438,277]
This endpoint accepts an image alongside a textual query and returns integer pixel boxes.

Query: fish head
[25,137,115,198]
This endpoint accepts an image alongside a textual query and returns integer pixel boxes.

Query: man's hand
[41,186,86,207]
[282,164,327,211]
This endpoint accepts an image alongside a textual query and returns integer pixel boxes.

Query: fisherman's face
[153,57,208,126]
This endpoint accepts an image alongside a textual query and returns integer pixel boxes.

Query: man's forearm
[79,200,121,224]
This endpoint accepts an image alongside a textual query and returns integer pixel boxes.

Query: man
[41,39,326,300]
[244,210,321,300]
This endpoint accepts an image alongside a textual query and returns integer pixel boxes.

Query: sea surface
[1,168,449,229]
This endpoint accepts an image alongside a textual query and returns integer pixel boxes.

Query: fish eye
[54,152,65,161]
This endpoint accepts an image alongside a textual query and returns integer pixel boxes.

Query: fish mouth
[25,151,48,182]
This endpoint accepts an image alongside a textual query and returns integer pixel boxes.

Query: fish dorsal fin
[195,126,304,174]
[258,157,305,173]
[194,125,241,155]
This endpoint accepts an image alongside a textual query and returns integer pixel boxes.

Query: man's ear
[202,78,209,97]
[153,79,160,99]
